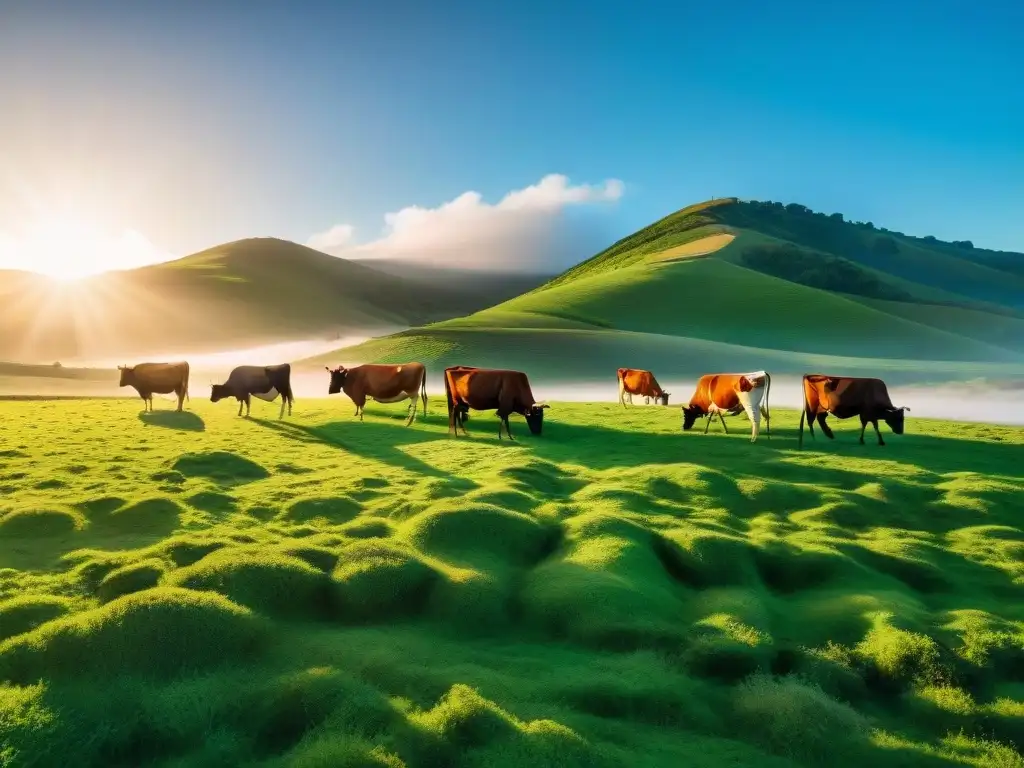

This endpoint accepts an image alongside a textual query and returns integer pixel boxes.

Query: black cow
[211,364,294,418]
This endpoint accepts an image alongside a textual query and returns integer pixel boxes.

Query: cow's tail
[764,371,771,439]
[183,362,191,403]
[420,366,428,416]
[798,408,805,450]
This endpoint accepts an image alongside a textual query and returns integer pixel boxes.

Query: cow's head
[116,365,134,387]
[210,384,230,403]
[883,406,910,435]
[525,403,550,435]
[680,403,704,430]
[326,366,347,395]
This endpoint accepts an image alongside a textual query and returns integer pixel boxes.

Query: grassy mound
[0,596,75,642]
[168,548,335,620]
[403,500,557,570]
[96,559,167,603]
[0,507,84,537]
[0,587,266,682]
[332,541,438,621]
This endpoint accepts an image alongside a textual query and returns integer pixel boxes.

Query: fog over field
[3,352,1022,426]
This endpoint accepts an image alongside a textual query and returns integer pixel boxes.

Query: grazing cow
[681,371,772,442]
[211,363,294,418]
[118,361,190,412]
[617,368,670,406]
[326,362,427,425]
[799,374,909,448]
[444,366,548,440]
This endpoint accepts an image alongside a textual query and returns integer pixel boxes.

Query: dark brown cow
[617,368,670,406]
[327,362,427,425]
[681,371,771,442]
[211,363,294,418]
[444,366,548,440]
[118,361,190,412]
[799,374,909,448]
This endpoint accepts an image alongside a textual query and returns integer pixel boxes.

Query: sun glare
[21,214,108,282]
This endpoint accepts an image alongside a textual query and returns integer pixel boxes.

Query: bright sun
[21,214,109,282]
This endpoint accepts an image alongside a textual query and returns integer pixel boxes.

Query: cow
[118,361,190,412]
[444,366,548,440]
[211,363,294,418]
[799,374,909,448]
[617,368,670,406]
[681,371,772,442]
[326,362,427,425]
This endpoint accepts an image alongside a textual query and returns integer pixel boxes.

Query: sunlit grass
[0,398,1022,766]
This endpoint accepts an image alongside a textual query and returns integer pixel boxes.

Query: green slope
[310,197,1024,380]
[0,238,525,363]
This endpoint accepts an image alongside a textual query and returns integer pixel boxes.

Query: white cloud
[305,223,354,252]
[307,173,624,273]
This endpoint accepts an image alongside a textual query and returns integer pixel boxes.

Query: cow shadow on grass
[250,418,450,479]
[138,410,205,432]
[530,419,1023,484]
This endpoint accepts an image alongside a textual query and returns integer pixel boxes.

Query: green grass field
[2,398,1024,767]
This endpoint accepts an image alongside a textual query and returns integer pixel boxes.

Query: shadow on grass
[250,419,450,478]
[138,410,205,432]
[530,419,1023,484]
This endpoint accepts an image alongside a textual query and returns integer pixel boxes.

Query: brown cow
[799,374,909,448]
[326,362,427,425]
[617,368,670,406]
[118,361,190,412]
[681,370,772,442]
[444,366,548,440]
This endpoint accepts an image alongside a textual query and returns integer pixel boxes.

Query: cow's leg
[703,414,713,434]
[618,379,627,408]
[816,413,835,439]
[279,397,286,419]
[459,406,470,436]
[873,419,885,446]
[244,395,252,417]
[237,398,243,417]
[405,392,417,426]
[718,413,729,434]
[859,415,868,445]
[176,388,184,412]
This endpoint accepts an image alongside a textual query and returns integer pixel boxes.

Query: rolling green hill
[309,198,1024,382]
[0,239,537,364]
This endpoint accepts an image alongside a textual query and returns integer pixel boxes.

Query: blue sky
[1,0,1022,275]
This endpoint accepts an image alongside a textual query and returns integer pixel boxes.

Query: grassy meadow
[2,397,1024,767]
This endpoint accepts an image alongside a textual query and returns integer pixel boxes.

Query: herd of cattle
[115,361,910,448]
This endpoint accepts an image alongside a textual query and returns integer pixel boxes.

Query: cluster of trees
[741,198,977,251]
[741,243,915,302]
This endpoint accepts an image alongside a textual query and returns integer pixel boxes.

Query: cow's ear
[325,367,330,372]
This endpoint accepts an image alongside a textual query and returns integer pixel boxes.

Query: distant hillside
[350,258,552,302]
[0,238,530,363]
[306,198,1024,383]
